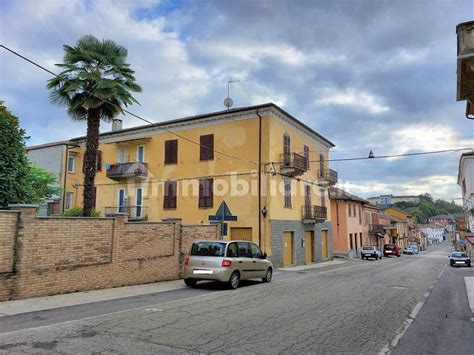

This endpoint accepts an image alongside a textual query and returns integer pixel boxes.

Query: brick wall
[0,206,218,301]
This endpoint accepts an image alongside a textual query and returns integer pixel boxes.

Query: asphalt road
[0,242,471,354]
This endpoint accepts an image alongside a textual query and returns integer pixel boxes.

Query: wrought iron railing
[281,152,308,172]
[317,169,338,185]
[302,205,327,221]
[106,162,148,179]
[369,224,385,235]
[104,206,148,221]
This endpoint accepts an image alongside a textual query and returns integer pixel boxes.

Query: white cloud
[316,87,390,114]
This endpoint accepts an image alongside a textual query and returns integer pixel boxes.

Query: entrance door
[283,231,294,266]
[305,231,314,264]
[231,227,253,241]
[321,230,329,260]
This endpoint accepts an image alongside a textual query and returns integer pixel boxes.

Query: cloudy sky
[1,0,473,201]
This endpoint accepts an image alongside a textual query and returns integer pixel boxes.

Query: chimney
[112,119,123,132]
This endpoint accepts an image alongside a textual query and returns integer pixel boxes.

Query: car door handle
[238,261,243,263]
[253,260,256,263]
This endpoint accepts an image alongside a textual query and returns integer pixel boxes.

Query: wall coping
[8,204,39,208]
[183,224,218,227]
[125,221,175,225]
[36,216,114,220]
[0,210,21,213]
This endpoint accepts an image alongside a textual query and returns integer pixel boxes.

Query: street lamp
[456,21,474,119]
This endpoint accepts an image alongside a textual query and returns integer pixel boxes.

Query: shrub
[62,207,101,217]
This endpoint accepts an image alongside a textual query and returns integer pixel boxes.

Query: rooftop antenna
[224,77,239,109]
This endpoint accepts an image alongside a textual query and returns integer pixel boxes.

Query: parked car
[408,244,419,254]
[449,251,471,267]
[361,246,382,260]
[383,244,401,257]
[183,240,273,289]
[403,247,415,255]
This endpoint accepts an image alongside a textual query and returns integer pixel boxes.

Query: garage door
[283,231,294,267]
[231,227,253,241]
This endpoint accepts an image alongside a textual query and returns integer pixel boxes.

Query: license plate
[363,254,370,256]
[386,251,392,253]
[455,261,465,264]
[193,269,213,275]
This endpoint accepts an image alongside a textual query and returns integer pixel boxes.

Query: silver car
[183,240,273,289]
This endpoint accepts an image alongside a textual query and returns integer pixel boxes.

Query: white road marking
[464,277,474,313]
[379,301,425,354]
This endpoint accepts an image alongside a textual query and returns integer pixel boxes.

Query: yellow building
[61,103,336,267]
[383,207,415,249]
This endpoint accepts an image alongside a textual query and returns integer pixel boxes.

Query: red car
[383,244,401,257]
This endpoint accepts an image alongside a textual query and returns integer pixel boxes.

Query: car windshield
[190,242,226,257]
[362,247,374,250]
[385,245,395,250]
[451,252,467,258]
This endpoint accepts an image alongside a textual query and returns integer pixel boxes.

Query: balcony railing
[104,206,148,221]
[369,224,385,235]
[302,205,327,223]
[106,162,148,180]
[280,152,308,176]
[317,169,338,185]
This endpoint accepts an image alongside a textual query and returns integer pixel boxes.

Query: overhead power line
[0,44,259,166]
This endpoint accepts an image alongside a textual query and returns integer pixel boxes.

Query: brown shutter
[199,178,213,207]
[200,134,214,161]
[165,140,178,164]
[304,145,310,170]
[207,178,213,207]
[164,181,177,209]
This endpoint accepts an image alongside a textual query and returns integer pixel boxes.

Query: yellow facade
[64,104,335,266]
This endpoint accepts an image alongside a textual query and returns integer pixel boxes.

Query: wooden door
[283,232,294,266]
[322,230,329,260]
[231,227,253,241]
[305,231,314,264]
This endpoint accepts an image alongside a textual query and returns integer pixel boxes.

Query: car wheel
[397,254,401,257]
[468,263,472,268]
[228,271,240,289]
[184,278,197,287]
[262,268,273,283]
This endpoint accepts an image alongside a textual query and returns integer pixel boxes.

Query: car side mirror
[262,252,267,259]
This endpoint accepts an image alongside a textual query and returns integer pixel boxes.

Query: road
[0,243,472,354]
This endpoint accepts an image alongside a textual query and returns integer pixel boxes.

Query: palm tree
[47,35,141,216]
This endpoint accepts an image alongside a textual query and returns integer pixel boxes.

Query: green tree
[47,35,141,216]
[0,102,30,208]
[24,165,61,205]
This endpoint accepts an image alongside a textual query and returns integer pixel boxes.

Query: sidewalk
[278,259,347,272]
[0,279,185,316]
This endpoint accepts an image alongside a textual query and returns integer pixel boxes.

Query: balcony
[369,224,385,236]
[104,206,148,221]
[106,162,148,180]
[302,205,327,223]
[317,169,338,186]
[280,152,308,177]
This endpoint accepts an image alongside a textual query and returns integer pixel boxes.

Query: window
[164,139,178,165]
[304,145,310,170]
[199,178,213,208]
[136,188,143,218]
[237,242,251,258]
[353,203,357,217]
[249,243,262,258]
[284,178,292,208]
[118,147,127,163]
[67,155,75,173]
[164,181,177,209]
[200,134,214,161]
[136,145,145,162]
[65,192,73,210]
[349,233,353,249]
[191,242,226,257]
[359,205,362,224]
[320,189,326,207]
[319,153,324,178]
[348,203,352,217]
[283,134,291,162]
[118,188,126,213]
[227,242,238,257]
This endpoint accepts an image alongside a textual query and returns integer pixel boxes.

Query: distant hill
[391,193,462,224]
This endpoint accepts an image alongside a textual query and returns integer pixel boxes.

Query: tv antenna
[224,77,239,109]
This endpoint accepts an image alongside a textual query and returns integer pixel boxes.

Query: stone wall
[0,206,218,301]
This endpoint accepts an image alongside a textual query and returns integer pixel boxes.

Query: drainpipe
[62,145,69,214]
[256,109,263,248]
